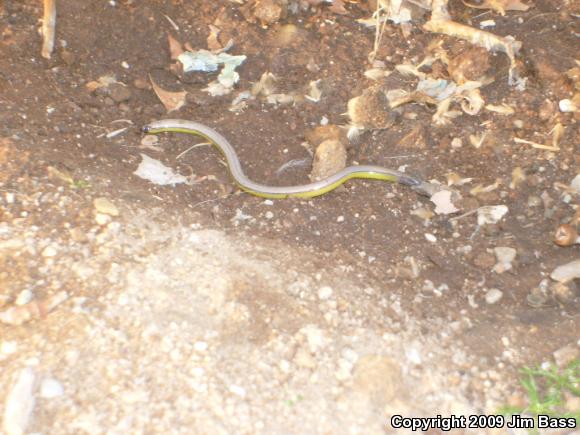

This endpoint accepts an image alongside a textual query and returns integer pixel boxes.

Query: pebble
[317,286,333,300]
[93,197,119,216]
[493,247,516,273]
[2,367,36,435]
[1,341,18,355]
[264,211,274,220]
[193,341,208,352]
[133,78,150,90]
[301,325,326,353]
[336,215,344,223]
[485,288,503,304]
[41,245,57,257]
[95,213,111,226]
[425,233,437,243]
[15,289,33,306]
[40,378,64,399]
[550,259,580,282]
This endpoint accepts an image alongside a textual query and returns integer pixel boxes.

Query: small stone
[193,341,208,352]
[95,213,111,226]
[493,247,517,273]
[40,378,64,399]
[3,367,36,435]
[485,288,503,304]
[425,233,437,243]
[228,384,246,398]
[108,83,131,103]
[553,344,579,368]
[42,245,57,257]
[550,259,580,283]
[294,348,317,369]
[317,286,333,300]
[352,355,403,405]
[336,215,345,223]
[527,195,542,207]
[133,78,151,90]
[264,211,274,220]
[93,197,119,216]
[300,325,326,353]
[1,341,18,355]
[253,0,286,25]
[15,290,33,306]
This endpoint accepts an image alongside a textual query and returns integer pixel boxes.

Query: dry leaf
[486,103,515,114]
[149,76,187,112]
[167,34,184,60]
[207,25,222,51]
[510,166,526,189]
[430,189,460,215]
[462,0,530,16]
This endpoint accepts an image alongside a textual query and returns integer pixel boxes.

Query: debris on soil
[178,50,246,96]
[149,76,187,112]
[133,154,188,186]
[41,0,56,59]
[310,139,347,182]
[2,367,36,435]
[430,189,460,215]
[0,292,68,326]
[550,259,580,283]
[462,0,531,16]
[554,224,580,247]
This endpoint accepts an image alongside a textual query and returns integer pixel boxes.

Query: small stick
[41,0,56,59]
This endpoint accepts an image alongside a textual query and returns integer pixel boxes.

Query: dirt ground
[0,0,579,433]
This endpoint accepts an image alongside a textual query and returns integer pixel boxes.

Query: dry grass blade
[41,0,56,59]
[514,137,560,151]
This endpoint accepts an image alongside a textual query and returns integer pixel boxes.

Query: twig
[41,0,56,59]
[514,137,560,152]
[176,142,210,160]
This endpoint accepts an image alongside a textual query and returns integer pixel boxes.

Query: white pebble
[264,211,274,219]
[228,384,246,398]
[193,341,208,352]
[336,216,344,223]
[485,288,503,304]
[317,286,333,300]
[41,246,57,257]
[40,378,64,399]
[425,233,437,243]
[2,367,36,435]
[1,341,18,355]
[15,290,33,306]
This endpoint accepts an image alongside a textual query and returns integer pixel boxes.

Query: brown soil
[0,0,578,432]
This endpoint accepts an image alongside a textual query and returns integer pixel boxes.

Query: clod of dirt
[347,85,398,131]
[108,83,132,103]
[253,0,288,26]
[310,139,347,182]
[304,125,345,148]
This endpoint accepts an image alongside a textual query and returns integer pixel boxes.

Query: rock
[352,355,404,405]
[2,367,36,435]
[15,290,33,306]
[108,83,131,103]
[40,378,64,399]
[553,344,579,368]
[448,47,490,83]
[493,247,517,273]
[317,286,333,300]
[253,0,287,26]
[93,197,119,216]
[485,288,503,304]
[550,259,580,282]
[300,325,327,353]
[310,139,347,182]
[41,245,57,257]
